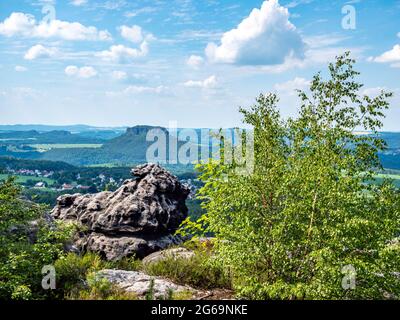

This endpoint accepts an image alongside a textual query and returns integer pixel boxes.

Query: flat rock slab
[98,269,199,299]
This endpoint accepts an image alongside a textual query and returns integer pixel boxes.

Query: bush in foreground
[142,246,232,291]
[185,52,400,299]
[0,178,74,300]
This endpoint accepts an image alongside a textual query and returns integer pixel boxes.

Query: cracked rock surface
[97,269,198,299]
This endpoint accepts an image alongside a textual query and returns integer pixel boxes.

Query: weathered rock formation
[97,269,235,300]
[51,163,190,260]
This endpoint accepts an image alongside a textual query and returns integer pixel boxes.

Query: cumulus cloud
[119,25,143,43]
[369,44,400,65]
[15,65,28,72]
[65,65,98,78]
[96,42,149,62]
[205,0,305,66]
[183,75,218,89]
[24,44,58,60]
[112,70,128,80]
[186,55,204,68]
[274,77,310,95]
[0,12,111,41]
[256,34,365,74]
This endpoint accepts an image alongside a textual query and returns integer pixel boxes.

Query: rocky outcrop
[97,269,235,300]
[52,163,190,260]
[97,270,198,299]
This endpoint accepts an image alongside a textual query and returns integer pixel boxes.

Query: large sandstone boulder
[52,163,190,260]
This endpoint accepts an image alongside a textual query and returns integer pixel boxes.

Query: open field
[29,144,103,152]
[0,174,55,185]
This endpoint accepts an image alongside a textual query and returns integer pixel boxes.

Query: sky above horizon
[0,0,400,129]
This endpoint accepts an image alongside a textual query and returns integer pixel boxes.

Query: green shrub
[54,252,142,299]
[143,249,232,290]
[76,272,137,300]
[190,53,400,299]
[0,178,74,300]
[54,252,104,298]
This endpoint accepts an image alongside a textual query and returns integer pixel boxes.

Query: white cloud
[124,7,158,18]
[186,55,204,68]
[112,70,128,80]
[205,0,305,65]
[65,65,98,78]
[370,44,400,64]
[96,42,149,62]
[119,25,143,43]
[183,75,218,89]
[106,85,168,97]
[361,87,388,97]
[0,12,35,37]
[286,0,314,8]
[24,44,58,60]
[256,35,365,74]
[15,65,28,72]
[0,12,111,41]
[274,77,310,95]
[99,0,127,10]
[70,0,88,6]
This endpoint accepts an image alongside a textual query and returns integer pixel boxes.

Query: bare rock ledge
[97,269,198,299]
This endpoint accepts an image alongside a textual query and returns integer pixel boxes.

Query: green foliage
[191,52,400,299]
[186,199,207,222]
[54,252,105,299]
[143,247,232,290]
[0,178,74,300]
[54,252,141,299]
[145,279,155,300]
[76,272,138,300]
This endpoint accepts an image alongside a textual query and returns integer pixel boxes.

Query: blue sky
[0,0,399,129]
